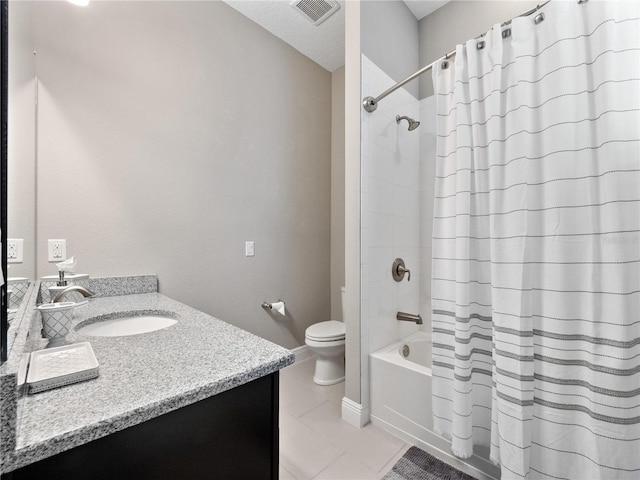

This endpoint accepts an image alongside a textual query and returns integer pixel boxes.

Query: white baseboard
[290,345,314,363]
[341,397,370,428]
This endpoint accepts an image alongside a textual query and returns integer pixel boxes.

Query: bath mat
[382,446,478,480]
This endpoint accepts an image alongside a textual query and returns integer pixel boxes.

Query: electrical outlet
[7,239,24,263]
[48,239,67,262]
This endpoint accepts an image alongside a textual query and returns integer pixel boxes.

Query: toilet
[304,287,346,385]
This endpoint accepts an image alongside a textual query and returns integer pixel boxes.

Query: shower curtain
[430,1,639,479]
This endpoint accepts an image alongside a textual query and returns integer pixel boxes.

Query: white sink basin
[76,312,178,337]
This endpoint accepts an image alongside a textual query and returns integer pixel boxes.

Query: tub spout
[396,311,422,325]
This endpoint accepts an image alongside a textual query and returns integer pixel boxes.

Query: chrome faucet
[396,311,423,324]
[52,285,95,303]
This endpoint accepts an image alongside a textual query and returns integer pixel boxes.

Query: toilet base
[313,356,345,386]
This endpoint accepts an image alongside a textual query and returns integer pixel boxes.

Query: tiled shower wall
[419,95,437,333]
[361,55,437,414]
[361,55,420,412]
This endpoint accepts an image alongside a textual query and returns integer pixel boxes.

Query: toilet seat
[305,320,345,342]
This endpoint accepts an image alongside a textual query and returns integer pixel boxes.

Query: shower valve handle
[392,258,411,282]
[398,265,411,281]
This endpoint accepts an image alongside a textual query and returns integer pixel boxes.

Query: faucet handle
[392,258,411,282]
[397,264,411,281]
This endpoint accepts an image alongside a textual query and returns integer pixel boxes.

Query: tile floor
[279,358,410,480]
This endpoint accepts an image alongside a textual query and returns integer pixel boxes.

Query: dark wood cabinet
[3,372,279,480]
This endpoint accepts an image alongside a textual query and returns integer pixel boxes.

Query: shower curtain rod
[362,0,554,113]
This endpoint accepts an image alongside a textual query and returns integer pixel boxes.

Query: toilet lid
[305,320,345,341]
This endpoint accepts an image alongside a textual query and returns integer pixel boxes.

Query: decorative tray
[26,342,99,394]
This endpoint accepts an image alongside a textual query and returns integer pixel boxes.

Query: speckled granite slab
[0,281,40,470]
[6,281,37,356]
[2,288,293,473]
[86,275,158,297]
[38,274,158,304]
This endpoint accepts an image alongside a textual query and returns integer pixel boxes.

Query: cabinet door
[4,372,279,480]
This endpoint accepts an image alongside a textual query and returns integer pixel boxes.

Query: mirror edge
[1,0,8,363]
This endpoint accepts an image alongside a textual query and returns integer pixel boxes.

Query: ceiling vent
[290,0,340,26]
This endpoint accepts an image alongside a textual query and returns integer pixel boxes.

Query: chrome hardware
[396,115,420,131]
[362,96,378,113]
[392,258,411,282]
[402,345,410,357]
[534,12,545,24]
[262,300,284,310]
[396,312,423,325]
[476,40,485,50]
[52,285,95,303]
[361,1,551,112]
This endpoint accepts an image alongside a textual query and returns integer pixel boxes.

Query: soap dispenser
[46,256,89,303]
[47,269,69,304]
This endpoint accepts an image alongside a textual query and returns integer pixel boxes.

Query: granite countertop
[5,291,294,472]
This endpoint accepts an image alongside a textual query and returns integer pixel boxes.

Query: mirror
[3,1,36,360]
[7,0,35,281]
[1,0,7,362]
[3,0,338,357]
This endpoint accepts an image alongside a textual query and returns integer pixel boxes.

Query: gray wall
[32,1,332,349]
[331,66,345,321]
[7,2,36,279]
[361,0,419,98]
[419,0,539,98]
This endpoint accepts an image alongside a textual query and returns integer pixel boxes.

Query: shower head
[396,115,420,131]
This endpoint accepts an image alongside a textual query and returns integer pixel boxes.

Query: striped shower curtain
[430,1,640,479]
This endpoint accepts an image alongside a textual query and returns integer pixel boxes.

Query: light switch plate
[245,241,255,257]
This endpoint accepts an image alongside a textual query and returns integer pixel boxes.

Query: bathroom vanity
[0,276,294,480]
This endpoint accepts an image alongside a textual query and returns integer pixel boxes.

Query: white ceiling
[223,0,346,72]
[403,1,450,21]
[223,1,449,73]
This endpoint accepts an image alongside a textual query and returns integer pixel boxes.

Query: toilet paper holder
[262,300,284,310]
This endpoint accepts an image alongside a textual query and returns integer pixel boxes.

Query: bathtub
[370,331,499,480]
